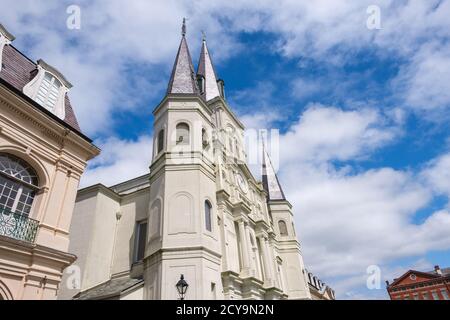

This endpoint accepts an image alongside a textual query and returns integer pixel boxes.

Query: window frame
[204,200,212,232]
[157,129,165,154]
[133,220,148,263]
[35,72,62,112]
[22,60,72,120]
[0,154,39,216]
[278,220,288,236]
[431,290,439,300]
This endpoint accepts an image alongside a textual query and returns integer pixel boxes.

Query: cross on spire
[166,18,199,95]
[196,35,221,101]
[182,18,187,36]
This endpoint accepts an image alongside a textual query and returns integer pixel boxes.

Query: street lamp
[176,274,189,300]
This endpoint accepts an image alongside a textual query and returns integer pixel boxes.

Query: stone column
[259,236,274,286]
[253,242,262,280]
[245,224,256,277]
[238,220,250,274]
[268,238,281,288]
[219,214,229,271]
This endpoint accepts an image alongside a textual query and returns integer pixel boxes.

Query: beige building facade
[0,24,99,300]
[59,22,334,300]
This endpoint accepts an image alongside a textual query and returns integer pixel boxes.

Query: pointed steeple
[262,144,286,201]
[167,19,199,95]
[197,35,221,101]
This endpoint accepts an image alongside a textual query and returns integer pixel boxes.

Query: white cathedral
[58,21,335,301]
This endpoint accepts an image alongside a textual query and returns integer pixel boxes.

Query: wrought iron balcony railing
[0,206,39,243]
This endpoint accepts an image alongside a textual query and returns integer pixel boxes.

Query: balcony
[0,207,39,243]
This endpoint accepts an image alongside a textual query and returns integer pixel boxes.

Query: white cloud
[422,151,450,200]
[1,0,237,135]
[280,104,398,163]
[80,135,153,188]
[286,164,450,277]
[291,78,321,99]
[393,43,450,121]
[248,105,450,298]
[2,0,450,137]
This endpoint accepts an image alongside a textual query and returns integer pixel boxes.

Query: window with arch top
[176,123,190,145]
[157,129,164,153]
[0,153,39,216]
[205,200,212,232]
[278,220,288,236]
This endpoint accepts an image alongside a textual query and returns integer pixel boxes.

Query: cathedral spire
[262,144,286,201]
[196,35,221,101]
[166,19,199,95]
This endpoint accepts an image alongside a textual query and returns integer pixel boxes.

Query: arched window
[205,200,212,232]
[36,72,62,112]
[0,279,13,300]
[0,154,39,216]
[176,123,190,145]
[157,129,164,153]
[278,220,288,236]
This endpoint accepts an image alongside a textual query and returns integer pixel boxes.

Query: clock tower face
[236,172,248,194]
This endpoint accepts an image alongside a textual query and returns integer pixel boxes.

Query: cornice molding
[0,85,99,161]
[37,59,73,88]
[0,24,15,41]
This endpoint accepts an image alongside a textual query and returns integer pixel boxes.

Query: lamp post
[176,274,189,300]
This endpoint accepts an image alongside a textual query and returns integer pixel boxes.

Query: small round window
[409,274,416,281]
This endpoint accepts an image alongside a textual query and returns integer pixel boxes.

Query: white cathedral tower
[144,20,310,300]
[59,21,335,300]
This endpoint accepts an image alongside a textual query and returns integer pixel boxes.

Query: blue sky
[2,0,450,299]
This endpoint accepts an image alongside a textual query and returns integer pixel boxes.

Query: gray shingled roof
[0,44,81,131]
[74,277,143,300]
[166,34,199,95]
[262,146,286,201]
[427,267,450,276]
[197,39,220,101]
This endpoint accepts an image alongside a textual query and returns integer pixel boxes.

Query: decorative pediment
[390,270,440,287]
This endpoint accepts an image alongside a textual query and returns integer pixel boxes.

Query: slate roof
[197,39,221,101]
[0,44,81,131]
[427,267,450,276]
[166,31,199,95]
[74,277,143,300]
[262,145,286,201]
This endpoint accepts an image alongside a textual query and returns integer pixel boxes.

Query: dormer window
[36,73,62,112]
[23,59,72,120]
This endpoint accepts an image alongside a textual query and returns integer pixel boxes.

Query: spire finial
[201,30,206,42]
[182,18,187,37]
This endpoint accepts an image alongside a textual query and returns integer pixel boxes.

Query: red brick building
[387,265,450,300]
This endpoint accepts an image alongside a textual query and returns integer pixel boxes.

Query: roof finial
[201,30,206,42]
[182,18,187,37]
